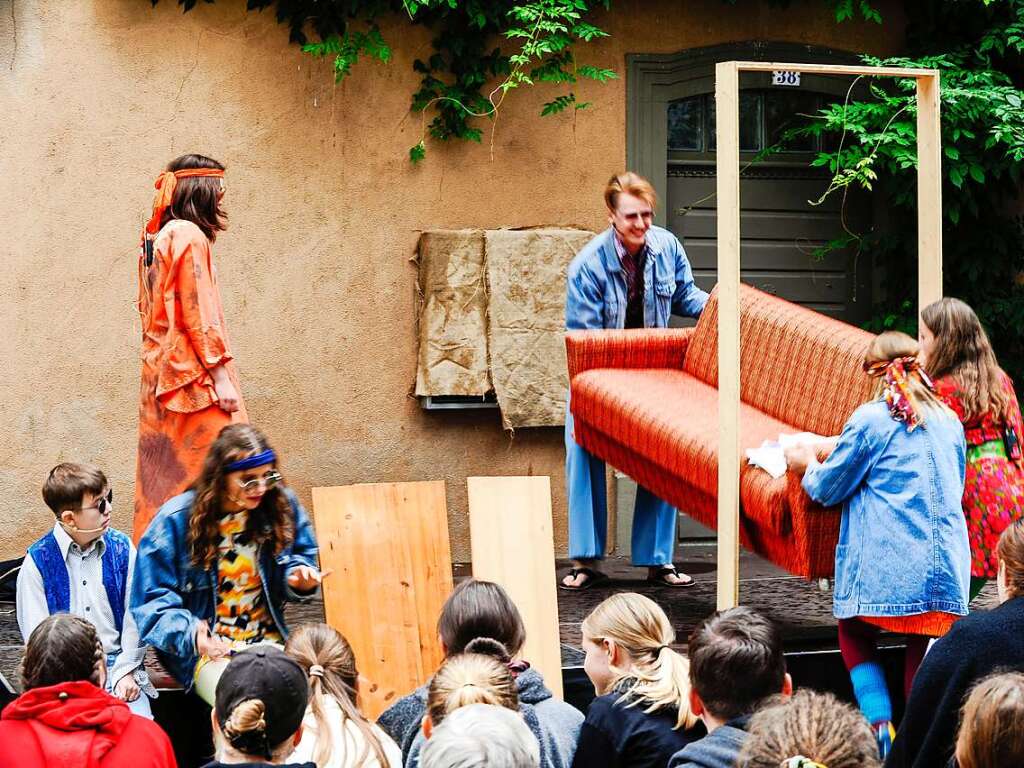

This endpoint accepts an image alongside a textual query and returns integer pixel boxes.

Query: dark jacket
[377,667,583,768]
[570,684,705,768]
[0,681,176,768]
[886,596,1024,768]
[667,716,750,768]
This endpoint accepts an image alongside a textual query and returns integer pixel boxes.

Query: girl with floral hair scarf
[785,331,970,759]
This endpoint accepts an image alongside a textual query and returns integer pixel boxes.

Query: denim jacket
[565,226,709,330]
[130,488,319,687]
[802,401,970,619]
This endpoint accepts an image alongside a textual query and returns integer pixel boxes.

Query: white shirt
[289,694,403,768]
[16,524,147,685]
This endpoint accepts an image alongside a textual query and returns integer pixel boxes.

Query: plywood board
[916,74,944,309]
[467,476,563,699]
[312,481,453,719]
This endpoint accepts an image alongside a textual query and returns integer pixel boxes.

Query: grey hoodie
[667,716,750,768]
[377,667,583,768]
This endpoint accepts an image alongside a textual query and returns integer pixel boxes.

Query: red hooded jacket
[0,681,176,768]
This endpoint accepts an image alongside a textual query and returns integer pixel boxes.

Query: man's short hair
[42,463,107,517]
[420,703,540,768]
[604,171,657,211]
[688,606,786,721]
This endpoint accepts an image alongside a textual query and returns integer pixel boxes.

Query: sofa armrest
[566,328,694,379]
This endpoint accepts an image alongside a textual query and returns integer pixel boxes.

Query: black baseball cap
[215,646,309,755]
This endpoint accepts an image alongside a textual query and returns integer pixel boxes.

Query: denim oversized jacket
[130,488,318,686]
[565,226,709,330]
[803,401,970,619]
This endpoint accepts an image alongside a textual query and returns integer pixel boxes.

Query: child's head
[738,689,880,768]
[21,613,106,691]
[687,606,788,723]
[420,704,540,768]
[580,592,696,730]
[437,579,526,658]
[920,297,1009,422]
[997,518,1024,603]
[213,646,309,764]
[955,671,1024,768]
[284,623,389,768]
[189,424,293,568]
[863,331,947,426]
[43,463,111,544]
[425,638,519,734]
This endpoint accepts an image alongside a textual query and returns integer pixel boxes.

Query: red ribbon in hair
[863,355,934,431]
[144,168,225,236]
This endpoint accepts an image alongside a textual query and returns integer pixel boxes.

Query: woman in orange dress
[134,154,247,540]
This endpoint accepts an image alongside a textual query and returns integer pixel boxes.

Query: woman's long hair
[581,592,697,730]
[21,614,105,691]
[187,424,294,569]
[998,519,1024,600]
[160,153,227,241]
[955,671,1024,768]
[284,623,389,768]
[922,298,1011,423]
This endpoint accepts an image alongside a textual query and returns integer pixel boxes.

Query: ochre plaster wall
[0,0,903,561]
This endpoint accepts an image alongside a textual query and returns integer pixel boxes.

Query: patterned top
[213,510,281,643]
[612,231,647,329]
[933,371,1023,456]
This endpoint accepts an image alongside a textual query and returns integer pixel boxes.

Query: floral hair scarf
[863,356,934,432]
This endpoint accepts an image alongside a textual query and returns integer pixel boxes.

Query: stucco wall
[0,0,903,561]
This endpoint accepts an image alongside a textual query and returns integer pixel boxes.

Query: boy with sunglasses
[16,462,155,716]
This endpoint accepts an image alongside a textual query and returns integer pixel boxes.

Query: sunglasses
[235,471,284,493]
[72,489,113,516]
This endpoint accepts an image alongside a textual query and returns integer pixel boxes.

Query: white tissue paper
[745,432,828,479]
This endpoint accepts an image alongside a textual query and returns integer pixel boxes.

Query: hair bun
[463,636,511,662]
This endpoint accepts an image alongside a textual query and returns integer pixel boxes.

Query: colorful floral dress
[933,372,1024,579]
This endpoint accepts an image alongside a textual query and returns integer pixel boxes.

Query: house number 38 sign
[772,70,801,87]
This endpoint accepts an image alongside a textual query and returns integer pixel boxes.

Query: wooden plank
[734,62,939,78]
[715,61,742,611]
[467,476,563,699]
[311,481,453,719]
[916,73,944,310]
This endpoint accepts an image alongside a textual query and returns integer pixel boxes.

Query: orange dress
[134,220,247,540]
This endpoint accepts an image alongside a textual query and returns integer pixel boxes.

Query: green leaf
[969,164,985,183]
[949,167,964,188]
[409,142,426,164]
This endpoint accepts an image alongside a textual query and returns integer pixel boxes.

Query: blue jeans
[565,404,677,565]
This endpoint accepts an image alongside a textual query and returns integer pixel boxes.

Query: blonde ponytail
[581,592,697,730]
[427,642,519,726]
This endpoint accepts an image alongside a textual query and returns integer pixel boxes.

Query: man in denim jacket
[561,172,709,590]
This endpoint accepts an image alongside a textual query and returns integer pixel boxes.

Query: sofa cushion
[683,285,874,438]
[571,367,801,534]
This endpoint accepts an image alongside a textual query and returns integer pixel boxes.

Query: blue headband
[225,449,277,472]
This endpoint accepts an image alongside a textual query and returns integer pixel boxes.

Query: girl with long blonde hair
[920,297,1024,600]
[786,331,970,758]
[285,623,401,768]
[572,592,703,768]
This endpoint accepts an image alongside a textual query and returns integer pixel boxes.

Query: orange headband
[145,168,225,236]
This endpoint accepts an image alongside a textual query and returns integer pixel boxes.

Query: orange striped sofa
[567,285,875,579]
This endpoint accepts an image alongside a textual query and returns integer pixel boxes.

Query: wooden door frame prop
[715,61,943,609]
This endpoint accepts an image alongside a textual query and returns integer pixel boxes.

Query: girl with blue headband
[132,424,324,705]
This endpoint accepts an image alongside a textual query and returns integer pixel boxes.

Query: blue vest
[27,528,131,634]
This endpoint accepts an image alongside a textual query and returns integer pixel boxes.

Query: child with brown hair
[573,592,704,768]
[377,580,581,768]
[920,297,1024,601]
[0,614,175,768]
[284,623,401,768]
[954,671,1024,768]
[786,331,970,758]
[17,463,154,716]
[737,689,880,768]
